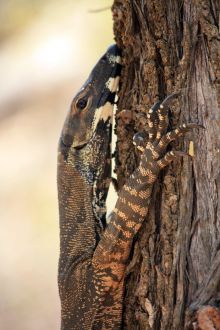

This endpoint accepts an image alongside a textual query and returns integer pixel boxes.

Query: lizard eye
[76,98,88,110]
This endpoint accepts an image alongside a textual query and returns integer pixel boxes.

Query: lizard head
[60,44,121,151]
[58,44,121,230]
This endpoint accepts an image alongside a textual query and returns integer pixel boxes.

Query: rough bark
[112,1,220,329]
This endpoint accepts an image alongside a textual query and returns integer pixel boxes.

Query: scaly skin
[57,45,199,329]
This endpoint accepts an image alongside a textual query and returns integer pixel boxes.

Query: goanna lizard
[57,44,199,329]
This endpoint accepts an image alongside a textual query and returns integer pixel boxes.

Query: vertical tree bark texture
[112,1,220,329]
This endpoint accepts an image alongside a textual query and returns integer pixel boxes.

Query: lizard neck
[57,124,111,274]
[57,153,96,272]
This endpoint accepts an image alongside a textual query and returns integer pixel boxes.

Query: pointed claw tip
[172,91,181,97]
[161,92,180,107]
[196,124,206,130]
[190,123,206,129]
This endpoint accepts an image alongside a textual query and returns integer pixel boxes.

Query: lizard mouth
[74,142,87,150]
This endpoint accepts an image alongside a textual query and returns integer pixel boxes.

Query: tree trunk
[112,1,220,329]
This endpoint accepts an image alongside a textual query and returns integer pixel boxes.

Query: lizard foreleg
[91,93,201,329]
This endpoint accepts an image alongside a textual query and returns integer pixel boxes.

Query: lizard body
[58,44,198,329]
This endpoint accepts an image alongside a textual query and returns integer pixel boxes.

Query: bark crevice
[112,0,220,328]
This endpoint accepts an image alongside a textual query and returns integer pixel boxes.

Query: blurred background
[0,1,114,329]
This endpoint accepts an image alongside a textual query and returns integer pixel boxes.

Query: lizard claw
[154,122,204,154]
[138,94,204,176]
[160,91,180,108]
[181,123,205,130]
[147,92,180,143]
[157,150,189,169]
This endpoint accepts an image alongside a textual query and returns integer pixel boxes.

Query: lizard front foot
[136,93,203,183]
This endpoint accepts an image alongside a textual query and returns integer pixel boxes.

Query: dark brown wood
[112,1,220,329]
